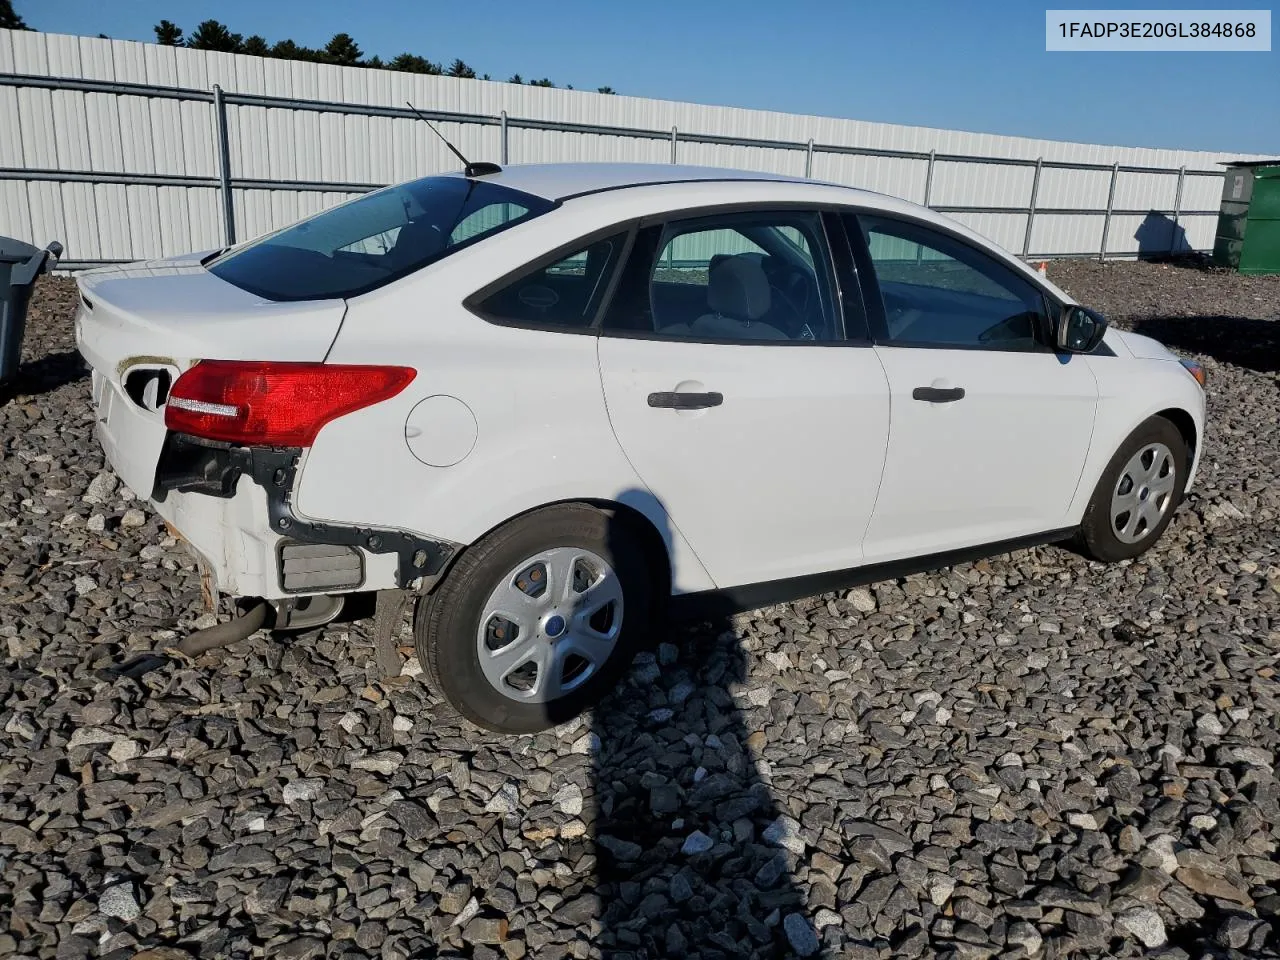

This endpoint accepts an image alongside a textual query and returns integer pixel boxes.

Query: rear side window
[209,177,555,301]
[603,210,843,342]
[469,233,628,329]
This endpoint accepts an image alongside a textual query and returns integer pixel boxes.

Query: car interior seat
[689,254,788,340]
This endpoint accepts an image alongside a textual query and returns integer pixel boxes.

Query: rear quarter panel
[294,206,721,594]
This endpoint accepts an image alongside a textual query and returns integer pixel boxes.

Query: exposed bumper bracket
[154,433,458,590]
[371,589,410,679]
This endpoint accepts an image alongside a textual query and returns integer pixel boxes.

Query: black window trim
[822,209,873,345]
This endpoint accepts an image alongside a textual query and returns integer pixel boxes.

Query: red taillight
[165,361,416,446]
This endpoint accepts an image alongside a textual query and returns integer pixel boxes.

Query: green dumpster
[1213,160,1280,275]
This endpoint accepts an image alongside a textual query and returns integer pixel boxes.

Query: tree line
[0,5,616,93]
[1,1,26,30]
[155,18,617,94]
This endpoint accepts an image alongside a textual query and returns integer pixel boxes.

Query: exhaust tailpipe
[175,600,270,657]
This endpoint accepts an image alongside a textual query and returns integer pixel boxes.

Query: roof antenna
[405,101,502,178]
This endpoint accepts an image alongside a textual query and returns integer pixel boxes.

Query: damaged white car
[76,162,1207,732]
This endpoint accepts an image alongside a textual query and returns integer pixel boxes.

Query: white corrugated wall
[0,28,1266,265]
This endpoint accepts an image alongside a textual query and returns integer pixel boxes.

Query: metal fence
[0,68,1233,270]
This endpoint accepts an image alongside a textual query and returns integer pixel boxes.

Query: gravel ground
[2,261,1279,960]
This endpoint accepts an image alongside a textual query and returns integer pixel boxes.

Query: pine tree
[154,20,183,45]
[388,53,441,74]
[187,20,243,53]
[324,32,362,66]
[271,39,324,62]
[446,58,476,79]
[0,0,27,30]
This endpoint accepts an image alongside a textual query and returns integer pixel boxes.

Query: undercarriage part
[371,589,410,679]
[104,653,170,680]
[176,599,271,657]
[103,599,271,681]
[152,433,458,589]
[269,593,346,631]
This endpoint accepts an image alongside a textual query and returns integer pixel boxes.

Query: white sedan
[75,163,1207,732]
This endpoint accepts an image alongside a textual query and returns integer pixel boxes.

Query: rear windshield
[209,177,555,301]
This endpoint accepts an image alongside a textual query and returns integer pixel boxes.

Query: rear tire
[1079,416,1188,563]
[414,504,653,734]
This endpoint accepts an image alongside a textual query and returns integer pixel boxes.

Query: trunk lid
[75,253,347,496]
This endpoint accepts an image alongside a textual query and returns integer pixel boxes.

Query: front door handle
[648,391,723,410]
[912,386,966,403]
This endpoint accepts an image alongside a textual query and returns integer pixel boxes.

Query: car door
[844,213,1099,562]
[596,208,891,589]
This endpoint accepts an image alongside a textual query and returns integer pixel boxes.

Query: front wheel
[1078,416,1188,563]
[414,504,654,734]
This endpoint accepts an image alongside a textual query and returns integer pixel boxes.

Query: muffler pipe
[175,599,270,657]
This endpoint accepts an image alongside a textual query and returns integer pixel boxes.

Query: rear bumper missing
[151,433,458,600]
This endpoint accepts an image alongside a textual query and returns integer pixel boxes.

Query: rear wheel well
[584,499,673,613]
[438,498,673,607]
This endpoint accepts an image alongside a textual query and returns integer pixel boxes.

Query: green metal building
[1213,161,1280,275]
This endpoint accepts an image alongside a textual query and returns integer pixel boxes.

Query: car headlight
[1180,358,1207,389]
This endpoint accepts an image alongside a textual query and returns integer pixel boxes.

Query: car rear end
[75,174,557,628]
[74,254,427,616]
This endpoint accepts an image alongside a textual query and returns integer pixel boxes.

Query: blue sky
[18,0,1279,154]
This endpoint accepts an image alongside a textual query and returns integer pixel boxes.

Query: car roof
[431,162,1072,302]
[441,162,818,201]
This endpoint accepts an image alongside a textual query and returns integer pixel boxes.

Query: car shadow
[588,489,828,958]
[1128,315,1280,374]
[5,349,88,398]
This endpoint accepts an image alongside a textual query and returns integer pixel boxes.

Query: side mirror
[1056,305,1107,353]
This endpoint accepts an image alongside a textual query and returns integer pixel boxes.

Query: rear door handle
[912,386,965,403]
[647,391,723,410]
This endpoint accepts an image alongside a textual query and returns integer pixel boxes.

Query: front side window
[855,215,1046,350]
[209,177,555,301]
[470,233,628,329]
[603,211,842,342]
